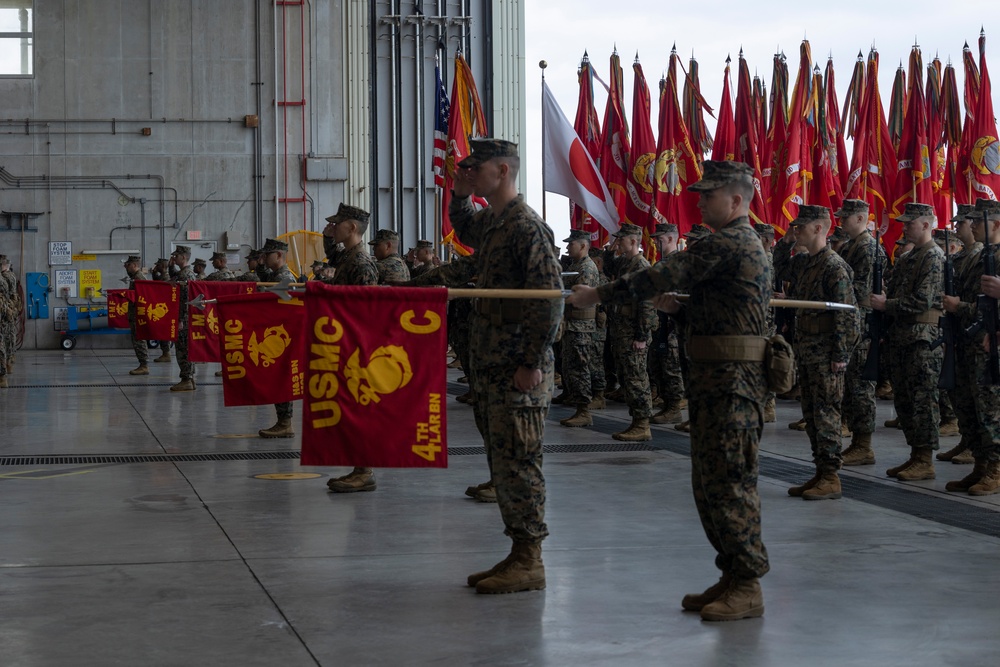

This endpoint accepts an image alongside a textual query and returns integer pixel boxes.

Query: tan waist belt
[687,335,767,362]
[475,298,522,325]
[898,309,943,325]
[566,306,597,320]
[797,313,835,335]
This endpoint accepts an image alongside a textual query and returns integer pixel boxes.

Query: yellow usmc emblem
[344,345,413,406]
[247,325,292,367]
[147,303,169,322]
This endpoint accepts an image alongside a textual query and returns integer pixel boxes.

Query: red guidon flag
[134,281,179,341]
[106,289,133,329]
[301,283,449,469]
[187,281,257,362]
[215,292,307,407]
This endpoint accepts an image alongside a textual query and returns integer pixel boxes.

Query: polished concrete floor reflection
[1,349,998,666]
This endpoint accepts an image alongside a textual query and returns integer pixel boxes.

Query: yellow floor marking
[253,472,322,480]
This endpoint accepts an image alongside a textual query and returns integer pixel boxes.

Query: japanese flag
[542,81,620,234]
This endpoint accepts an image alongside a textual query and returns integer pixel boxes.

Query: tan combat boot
[0,375,7,388]
[952,449,975,464]
[939,419,960,437]
[945,460,988,492]
[937,442,968,461]
[840,422,852,437]
[700,577,764,622]
[465,480,493,498]
[587,391,606,410]
[560,407,593,428]
[968,461,1000,496]
[788,470,821,497]
[153,351,171,363]
[895,448,935,481]
[884,417,901,428]
[129,365,150,376]
[681,573,732,611]
[467,550,518,587]
[886,450,917,478]
[788,418,807,431]
[169,378,195,392]
[842,432,876,466]
[551,392,567,405]
[875,381,893,400]
[475,542,545,594]
[802,469,842,500]
[455,391,474,404]
[763,396,776,423]
[327,467,377,493]
[259,417,294,438]
[650,402,683,424]
[675,420,691,433]
[613,417,651,441]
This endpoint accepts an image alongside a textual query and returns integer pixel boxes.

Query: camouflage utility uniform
[174,264,197,382]
[450,193,563,546]
[597,213,771,582]
[561,253,600,410]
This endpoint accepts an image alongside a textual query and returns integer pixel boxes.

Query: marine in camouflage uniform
[192,259,207,281]
[835,199,885,465]
[408,239,436,279]
[943,199,1000,495]
[205,251,237,282]
[784,206,860,500]
[124,256,152,375]
[450,139,562,595]
[754,223,777,422]
[589,251,609,408]
[570,160,770,622]
[872,203,944,481]
[369,229,411,285]
[257,239,298,439]
[602,223,657,441]
[237,249,264,282]
[321,204,381,493]
[169,246,198,391]
[558,229,600,428]
[147,258,173,361]
[938,205,983,464]
[670,224,714,433]
[648,223,685,424]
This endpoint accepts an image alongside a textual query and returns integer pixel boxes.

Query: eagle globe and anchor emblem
[344,345,414,406]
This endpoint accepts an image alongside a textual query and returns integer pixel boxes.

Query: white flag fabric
[542,81,620,234]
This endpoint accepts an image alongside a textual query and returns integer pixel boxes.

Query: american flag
[432,63,450,189]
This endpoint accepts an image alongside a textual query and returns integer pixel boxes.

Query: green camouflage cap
[789,205,832,226]
[933,229,963,247]
[951,203,977,222]
[193,257,207,265]
[685,224,712,242]
[123,255,142,264]
[754,223,775,239]
[895,237,914,247]
[261,238,289,253]
[458,138,519,168]
[612,223,643,238]
[415,239,434,249]
[688,160,755,192]
[650,222,679,237]
[0,254,8,263]
[974,198,1000,217]
[563,229,592,243]
[895,202,935,222]
[833,198,869,218]
[211,251,227,261]
[829,226,850,241]
[311,259,326,267]
[368,229,401,245]
[156,257,170,265]
[325,203,371,225]
[171,245,191,256]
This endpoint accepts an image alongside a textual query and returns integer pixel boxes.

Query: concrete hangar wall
[0,0,525,350]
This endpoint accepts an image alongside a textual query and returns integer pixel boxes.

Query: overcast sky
[522,0,998,246]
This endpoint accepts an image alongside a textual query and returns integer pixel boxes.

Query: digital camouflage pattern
[0,266,15,377]
[596,214,770,579]
[950,241,986,454]
[127,268,150,365]
[561,255,600,406]
[324,243,379,287]
[205,268,238,281]
[407,255,478,375]
[607,252,656,418]
[271,264,296,420]
[375,253,411,285]
[884,239,944,450]
[787,247,860,468]
[837,230,884,434]
[174,264,196,380]
[451,193,563,545]
[651,250,684,407]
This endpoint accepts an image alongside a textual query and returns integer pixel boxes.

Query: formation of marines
[0,254,20,388]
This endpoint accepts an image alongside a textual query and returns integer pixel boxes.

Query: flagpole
[540,60,548,222]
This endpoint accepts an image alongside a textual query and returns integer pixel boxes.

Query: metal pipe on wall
[388,1,401,234]
[413,2,426,242]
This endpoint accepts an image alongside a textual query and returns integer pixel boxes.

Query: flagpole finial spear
[635,51,640,64]
[726,54,731,65]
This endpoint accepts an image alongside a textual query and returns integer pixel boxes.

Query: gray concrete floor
[1,349,998,666]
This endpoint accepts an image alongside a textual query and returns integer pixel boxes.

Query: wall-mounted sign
[79,269,102,297]
[49,241,73,266]
[54,270,77,298]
